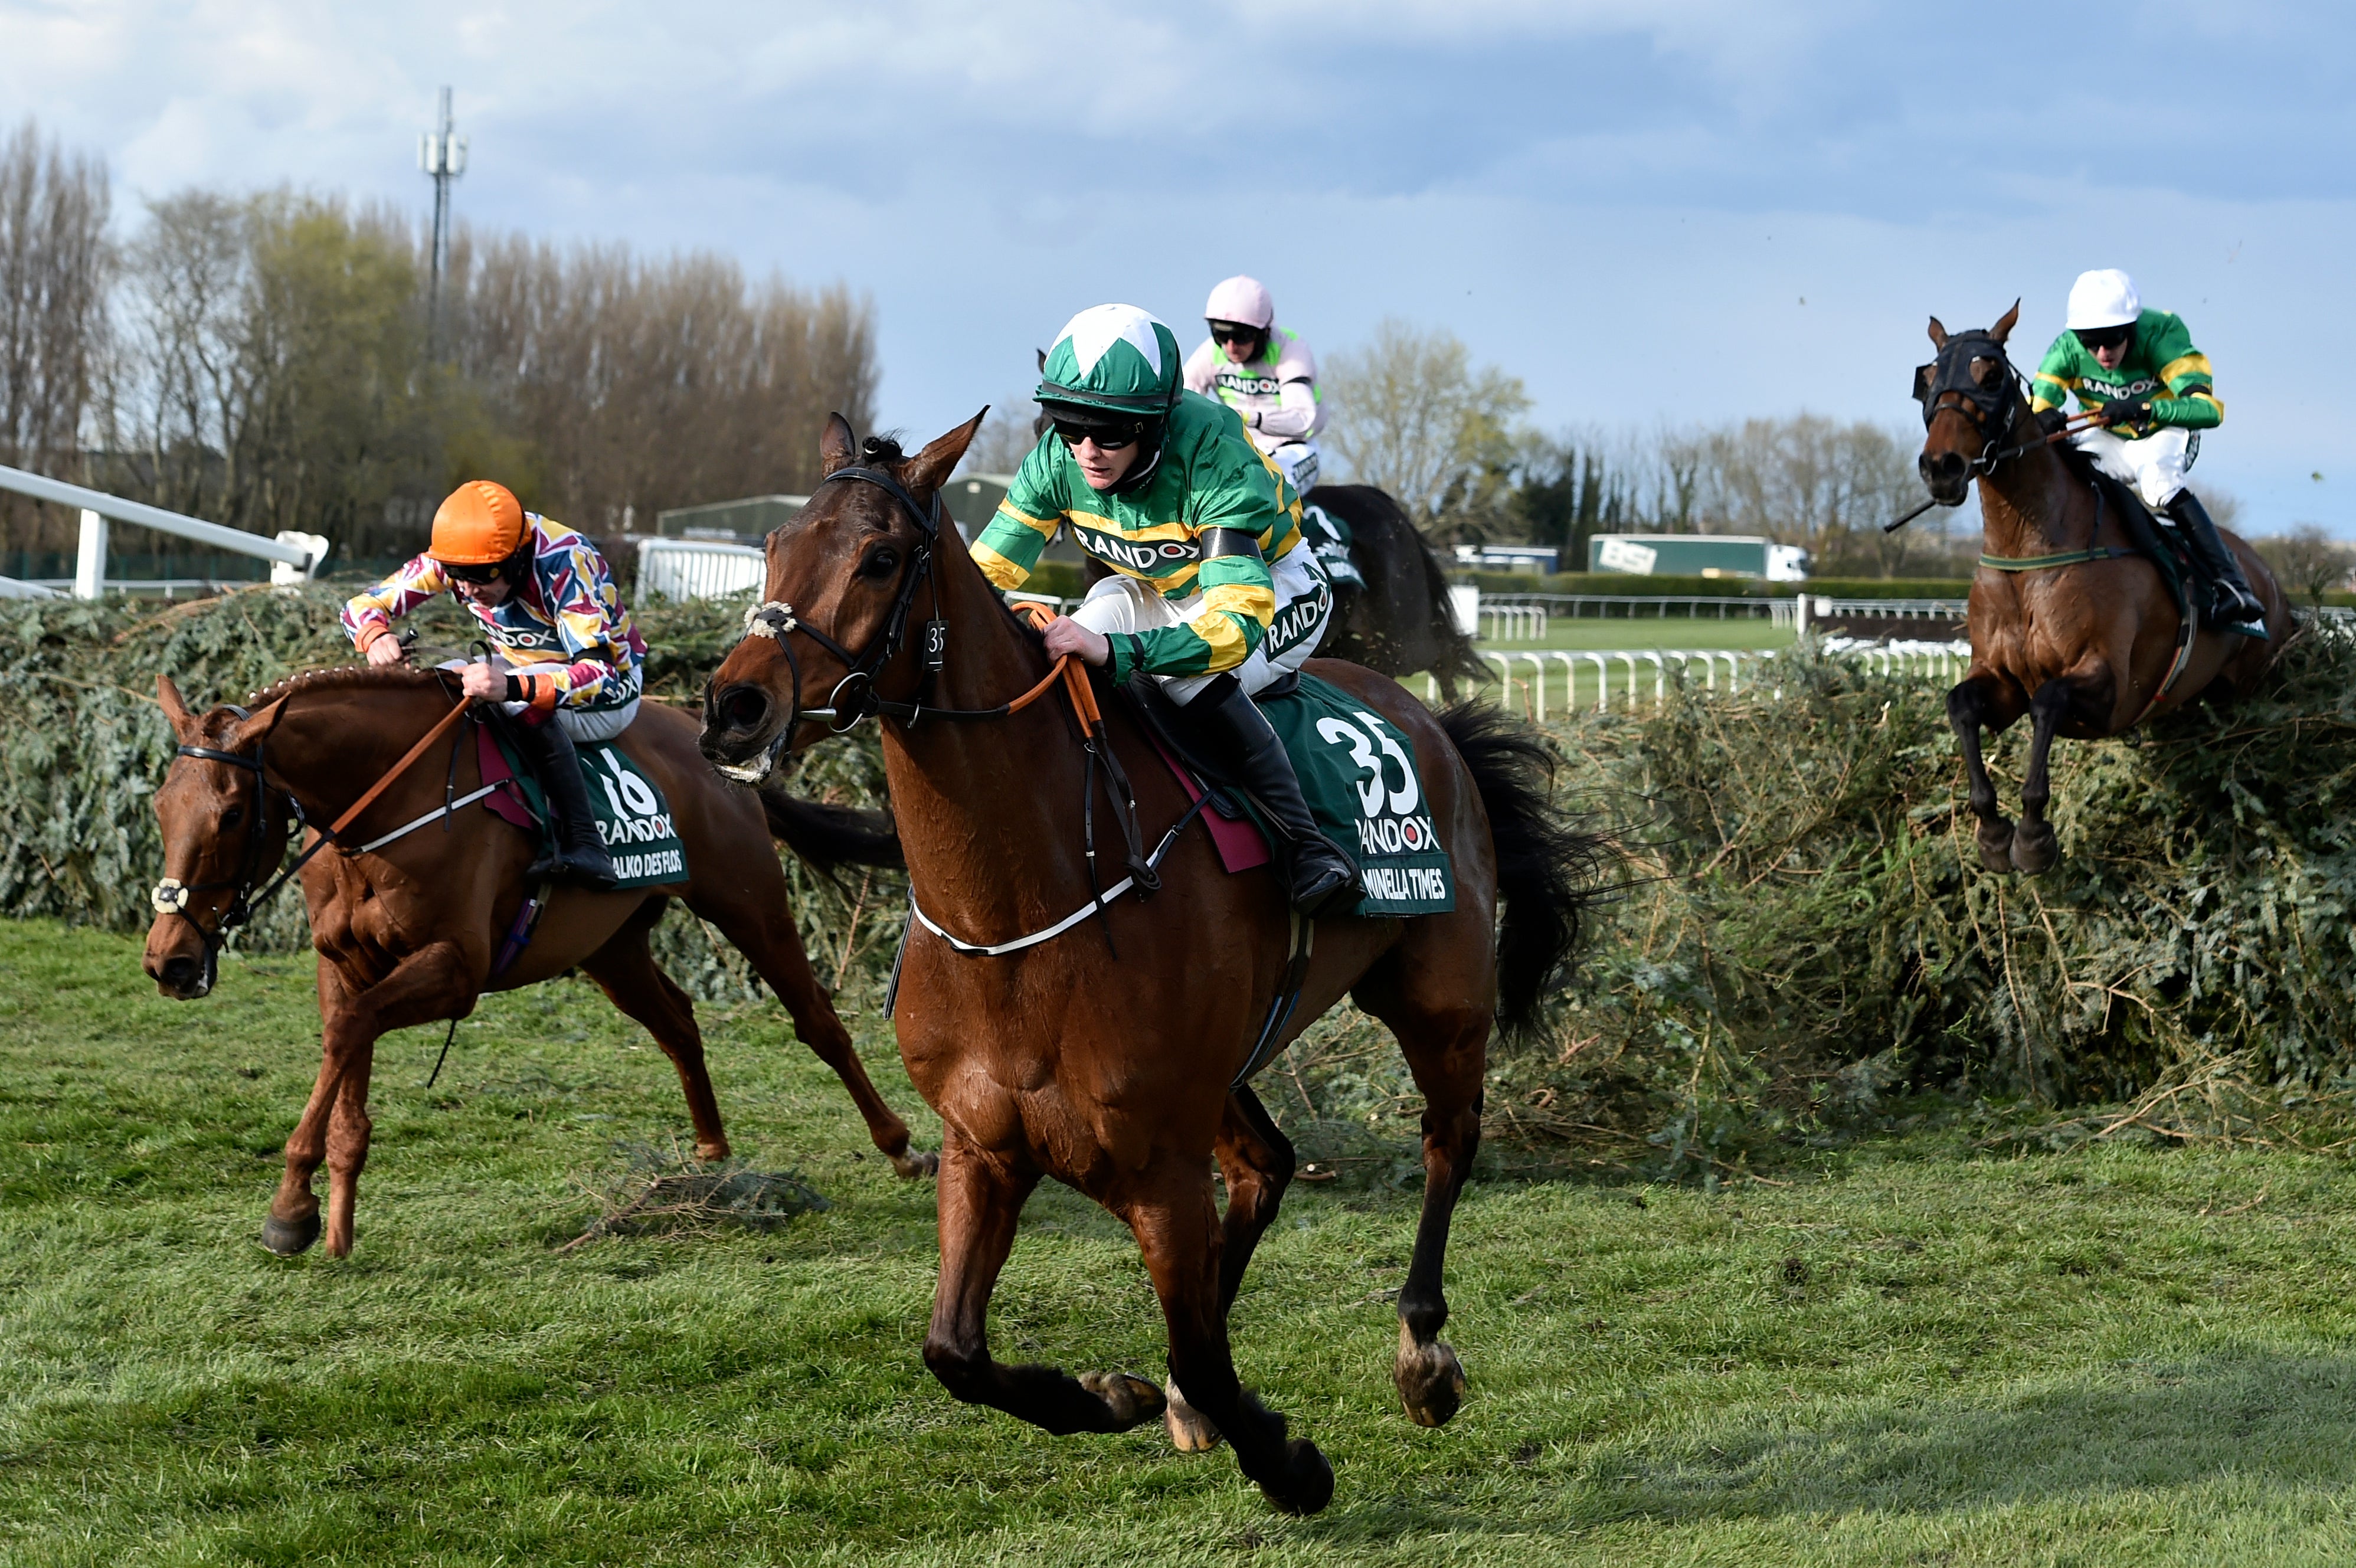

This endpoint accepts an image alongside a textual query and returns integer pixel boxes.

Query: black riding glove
[2034,407,2071,438]
[2102,399,2153,432]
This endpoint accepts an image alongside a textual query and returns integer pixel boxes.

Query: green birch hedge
[5,587,2353,1161]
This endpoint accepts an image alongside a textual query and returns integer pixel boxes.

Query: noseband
[717,456,960,780]
[1914,331,2035,476]
[151,705,307,965]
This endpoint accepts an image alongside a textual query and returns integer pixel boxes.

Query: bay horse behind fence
[1915,302,2290,875]
[699,411,1605,1514]
[143,669,931,1258]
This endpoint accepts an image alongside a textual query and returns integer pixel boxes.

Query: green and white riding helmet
[1035,304,1184,451]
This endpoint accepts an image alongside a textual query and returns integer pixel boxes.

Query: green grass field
[9,918,2356,1565]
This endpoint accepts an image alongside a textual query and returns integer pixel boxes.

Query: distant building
[1588,533,1809,582]
[1452,544,1560,575]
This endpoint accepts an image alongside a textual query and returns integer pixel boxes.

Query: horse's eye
[863,548,900,578]
[222,806,244,829]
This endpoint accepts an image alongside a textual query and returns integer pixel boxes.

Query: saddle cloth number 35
[1316,712,1420,819]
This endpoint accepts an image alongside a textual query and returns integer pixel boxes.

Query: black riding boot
[1189,675,1362,916]
[2167,490,2269,639]
[514,718,619,887]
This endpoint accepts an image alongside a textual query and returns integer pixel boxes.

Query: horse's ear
[904,409,990,496]
[1926,316,1949,350]
[222,696,288,752]
[1989,299,2021,344]
[156,675,198,742]
[820,414,858,476]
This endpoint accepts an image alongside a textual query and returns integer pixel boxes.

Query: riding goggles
[1052,419,1141,452]
[2072,325,2134,352]
[1208,320,1262,345]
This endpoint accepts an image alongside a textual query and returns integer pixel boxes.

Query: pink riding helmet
[1204,275,1275,330]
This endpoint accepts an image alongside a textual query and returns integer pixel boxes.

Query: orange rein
[321,691,473,841]
[1006,601,1104,728]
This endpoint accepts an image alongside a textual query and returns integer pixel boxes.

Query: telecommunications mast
[417,87,468,346]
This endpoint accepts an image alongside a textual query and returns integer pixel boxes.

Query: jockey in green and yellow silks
[2030,269,2265,637]
[971,303,1358,915]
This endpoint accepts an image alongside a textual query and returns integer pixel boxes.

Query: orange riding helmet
[428,480,527,565]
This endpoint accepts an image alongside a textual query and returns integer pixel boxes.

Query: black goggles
[441,559,506,585]
[1208,321,1261,345]
[1052,419,1140,451]
[2073,324,2134,352]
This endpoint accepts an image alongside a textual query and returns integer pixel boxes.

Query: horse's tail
[1437,702,1609,1038]
[758,787,905,871]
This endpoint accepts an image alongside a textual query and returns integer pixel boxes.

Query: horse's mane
[240,663,450,712]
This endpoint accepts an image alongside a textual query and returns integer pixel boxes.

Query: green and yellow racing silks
[973,392,1305,681]
[2031,307,2223,430]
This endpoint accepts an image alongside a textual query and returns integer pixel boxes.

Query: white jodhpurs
[1072,546,1333,705]
[2072,425,2196,510]
[1266,440,1321,496]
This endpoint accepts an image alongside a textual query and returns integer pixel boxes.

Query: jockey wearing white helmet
[2030,267,2264,638]
[1183,277,1362,589]
[1184,276,1326,494]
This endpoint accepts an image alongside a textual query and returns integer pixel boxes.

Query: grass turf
[6,919,2356,1564]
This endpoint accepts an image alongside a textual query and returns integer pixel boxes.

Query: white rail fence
[634,537,767,604]
[0,463,329,600]
[1444,639,1972,721]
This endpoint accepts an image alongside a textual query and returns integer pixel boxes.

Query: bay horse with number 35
[1916,302,2290,875]
[698,410,1604,1514]
[141,669,932,1259]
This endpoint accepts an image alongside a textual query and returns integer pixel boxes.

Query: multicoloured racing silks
[341,514,647,716]
[971,390,1307,682]
[2031,308,2223,431]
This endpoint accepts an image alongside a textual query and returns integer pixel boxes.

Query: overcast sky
[10,0,2353,533]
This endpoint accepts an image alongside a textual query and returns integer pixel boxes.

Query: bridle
[149,703,311,979]
[715,450,1081,784]
[725,456,952,755]
[716,446,1164,937]
[1913,330,2040,477]
[152,680,475,985]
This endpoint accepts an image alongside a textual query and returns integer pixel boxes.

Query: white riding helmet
[2066,269,2141,331]
[1204,275,1275,330]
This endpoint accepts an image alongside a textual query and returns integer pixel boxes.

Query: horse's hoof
[694,1139,730,1164]
[2011,821,2059,876]
[1395,1334,1466,1428]
[1259,1437,1335,1516]
[888,1147,939,1180]
[1164,1377,1223,1452]
[261,1210,320,1256]
[1976,820,2017,873]
[1079,1371,1166,1430]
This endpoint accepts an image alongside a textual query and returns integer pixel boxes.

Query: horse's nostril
[721,686,769,731]
[159,955,199,990]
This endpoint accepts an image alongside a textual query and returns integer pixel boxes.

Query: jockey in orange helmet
[341,480,645,886]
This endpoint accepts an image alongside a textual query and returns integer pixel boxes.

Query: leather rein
[152,684,473,961]
[724,454,1166,953]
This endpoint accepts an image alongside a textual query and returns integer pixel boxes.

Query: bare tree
[2254,523,2355,604]
[444,231,878,532]
[1323,319,1527,536]
[955,391,1044,479]
[0,119,110,555]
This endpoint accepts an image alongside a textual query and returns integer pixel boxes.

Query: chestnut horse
[698,413,1601,1514]
[143,669,931,1258]
[1916,303,2290,874]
